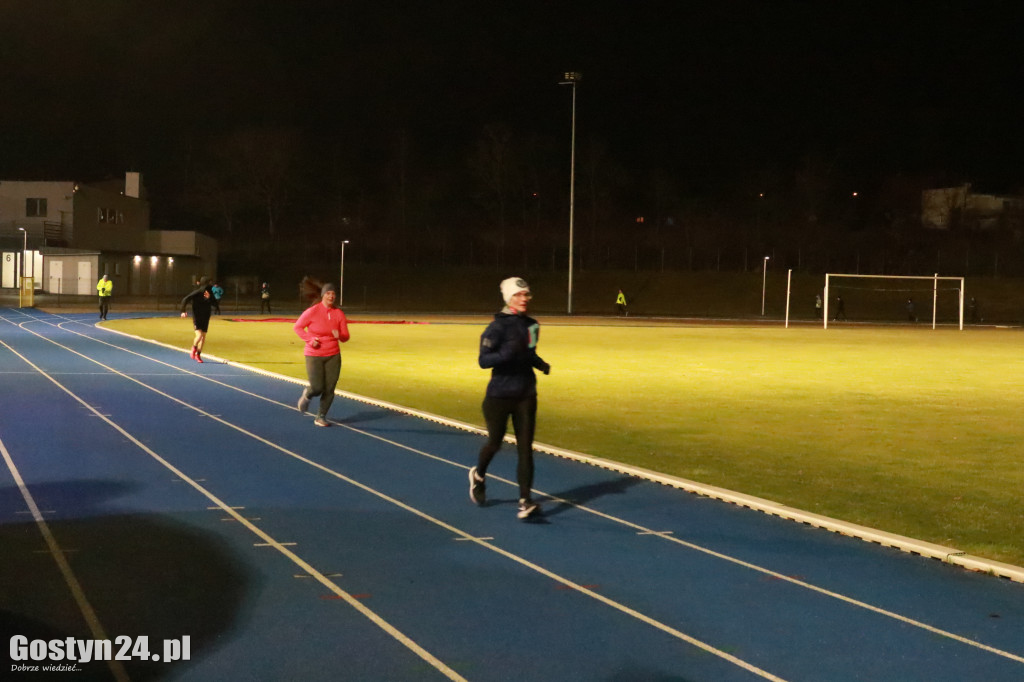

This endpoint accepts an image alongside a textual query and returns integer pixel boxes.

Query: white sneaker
[314,416,330,427]
[469,467,486,506]
[517,498,540,520]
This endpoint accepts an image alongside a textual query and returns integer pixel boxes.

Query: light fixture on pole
[17,227,26,281]
[761,256,770,316]
[558,71,581,315]
[339,240,349,307]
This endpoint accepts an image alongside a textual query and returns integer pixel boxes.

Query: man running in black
[180,277,215,363]
[469,277,551,520]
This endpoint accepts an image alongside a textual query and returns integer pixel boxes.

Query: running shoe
[194,353,203,363]
[517,498,540,520]
[297,392,310,413]
[190,346,197,359]
[314,416,330,427]
[468,467,486,506]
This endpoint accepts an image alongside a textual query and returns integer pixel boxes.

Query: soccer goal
[823,273,964,330]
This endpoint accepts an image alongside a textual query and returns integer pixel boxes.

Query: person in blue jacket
[469,277,551,520]
[211,282,224,315]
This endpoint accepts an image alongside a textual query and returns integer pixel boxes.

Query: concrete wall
[70,184,151,251]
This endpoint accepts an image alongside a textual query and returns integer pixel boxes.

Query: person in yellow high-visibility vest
[616,289,628,316]
[97,274,113,320]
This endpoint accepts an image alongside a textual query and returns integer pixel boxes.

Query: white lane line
[0,335,467,682]
[295,573,343,579]
[13,316,789,680]
[254,542,297,547]
[0,433,130,682]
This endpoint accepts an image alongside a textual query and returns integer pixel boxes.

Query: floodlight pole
[761,256,770,316]
[340,240,349,307]
[559,71,581,315]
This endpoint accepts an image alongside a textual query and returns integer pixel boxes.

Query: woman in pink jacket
[293,279,350,427]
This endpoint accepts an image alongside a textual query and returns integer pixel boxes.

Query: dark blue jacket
[479,311,549,399]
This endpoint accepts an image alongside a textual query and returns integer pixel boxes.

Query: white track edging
[101,325,1024,585]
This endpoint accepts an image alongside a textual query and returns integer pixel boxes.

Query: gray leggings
[303,354,341,417]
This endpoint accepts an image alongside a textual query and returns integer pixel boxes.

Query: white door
[1,252,14,288]
[78,262,92,295]
[49,261,64,294]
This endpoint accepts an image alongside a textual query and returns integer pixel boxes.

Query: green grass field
[108,314,1024,567]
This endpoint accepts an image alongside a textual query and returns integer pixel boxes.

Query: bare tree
[205,126,300,236]
[469,123,516,266]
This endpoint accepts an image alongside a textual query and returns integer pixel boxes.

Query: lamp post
[761,256,770,316]
[559,71,581,315]
[17,227,26,281]
[17,227,27,307]
[339,240,349,307]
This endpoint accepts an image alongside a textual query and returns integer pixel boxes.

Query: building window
[97,207,123,224]
[26,198,47,217]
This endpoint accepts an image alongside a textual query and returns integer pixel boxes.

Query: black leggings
[477,395,537,500]
[303,354,341,417]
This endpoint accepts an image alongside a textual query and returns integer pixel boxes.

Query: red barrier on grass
[227,318,427,324]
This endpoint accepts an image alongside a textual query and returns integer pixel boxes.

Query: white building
[0,171,217,296]
[921,184,1019,231]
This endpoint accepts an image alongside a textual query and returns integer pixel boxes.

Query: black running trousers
[477,395,537,500]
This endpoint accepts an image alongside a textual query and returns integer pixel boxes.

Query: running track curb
[100,324,1024,585]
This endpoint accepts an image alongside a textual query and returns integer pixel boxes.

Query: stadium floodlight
[761,256,770,316]
[340,240,350,307]
[822,273,965,330]
[558,71,581,315]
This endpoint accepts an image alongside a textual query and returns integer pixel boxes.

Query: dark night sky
[2,1,1023,196]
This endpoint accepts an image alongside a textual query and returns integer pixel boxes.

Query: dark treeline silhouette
[160,125,1024,280]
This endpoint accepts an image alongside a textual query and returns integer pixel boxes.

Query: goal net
[823,274,964,330]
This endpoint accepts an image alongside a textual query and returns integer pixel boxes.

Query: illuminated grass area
[108,315,1024,566]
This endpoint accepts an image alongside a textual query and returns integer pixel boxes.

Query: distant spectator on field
[96,274,112,321]
[211,282,224,315]
[833,296,847,321]
[616,289,628,316]
[969,297,980,324]
[814,294,823,319]
[260,282,272,314]
[906,297,917,322]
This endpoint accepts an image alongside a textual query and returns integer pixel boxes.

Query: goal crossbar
[824,273,964,330]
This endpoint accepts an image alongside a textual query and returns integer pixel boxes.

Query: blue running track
[1,308,1022,681]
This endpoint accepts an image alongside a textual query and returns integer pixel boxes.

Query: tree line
[163,125,1024,279]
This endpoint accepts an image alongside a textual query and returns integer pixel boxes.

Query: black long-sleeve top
[180,284,214,318]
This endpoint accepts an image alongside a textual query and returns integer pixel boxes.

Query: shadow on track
[542,475,643,517]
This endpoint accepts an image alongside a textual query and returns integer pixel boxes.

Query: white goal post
[823,273,964,330]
